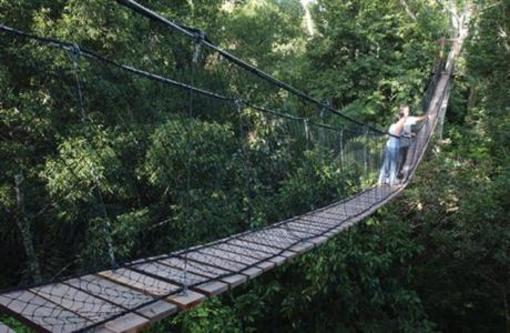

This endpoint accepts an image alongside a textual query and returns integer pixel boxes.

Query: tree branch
[400,0,417,21]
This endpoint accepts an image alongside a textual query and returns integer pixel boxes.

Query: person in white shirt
[378,113,408,186]
[397,104,428,180]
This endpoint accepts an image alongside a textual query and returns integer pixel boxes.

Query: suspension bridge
[0,1,462,332]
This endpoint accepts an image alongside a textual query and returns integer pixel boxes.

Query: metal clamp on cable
[234,98,244,113]
[317,99,330,119]
[66,43,87,122]
[192,30,205,64]
[303,118,310,142]
[68,43,81,61]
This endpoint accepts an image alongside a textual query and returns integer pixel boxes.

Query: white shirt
[388,123,401,136]
[403,116,419,137]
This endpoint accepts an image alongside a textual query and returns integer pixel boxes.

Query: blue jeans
[378,138,399,185]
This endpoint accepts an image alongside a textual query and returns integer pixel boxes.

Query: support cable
[114,0,393,137]
[67,44,117,269]
[0,23,362,137]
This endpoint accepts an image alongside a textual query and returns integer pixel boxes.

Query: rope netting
[0,2,451,331]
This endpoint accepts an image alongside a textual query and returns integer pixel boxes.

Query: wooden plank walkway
[0,70,453,332]
[0,184,406,333]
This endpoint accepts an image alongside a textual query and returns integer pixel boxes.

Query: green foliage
[223,0,305,77]
[277,148,358,212]
[0,315,32,333]
[304,0,446,122]
[170,298,242,333]
[141,118,237,191]
[44,129,124,204]
[3,1,509,332]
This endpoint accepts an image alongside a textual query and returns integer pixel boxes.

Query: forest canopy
[0,0,509,332]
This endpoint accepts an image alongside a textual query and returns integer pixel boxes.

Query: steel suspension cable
[114,0,392,136]
[67,45,118,269]
[0,23,360,137]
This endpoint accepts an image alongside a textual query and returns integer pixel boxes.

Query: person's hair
[399,104,410,112]
[398,104,409,118]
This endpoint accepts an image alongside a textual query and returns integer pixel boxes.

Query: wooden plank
[285,217,326,231]
[0,322,15,333]
[98,268,180,297]
[133,262,208,286]
[299,213,340,225]
[0,290,90,333]
[193,247,265,279]
[341,202,367,216]
[136,300,177,323]
[239,232,296,250]
[299,215,340,226]
[228,239,295,263]
[213,243,273,261]
[255,230,312,250]
[309,236,329,246]
[220,274,248,288]
[249,234,311,254]
[278,224,318,237]
[229,238,297,264]
[268,227,311,240]
[68,275,178,328]
[248,229,299,245]
[289,241,315,254]
[128,254,167,265]
[256,261,275,272]
[241,237,296,258]
[241,267,264,280]
[158,256,247,289]
[282,222,325,236]
[158,257,230,279]
[287,220,331,233]
[199,247,260,266]
[323,223,350,238]
[166,290,206,309]
[193,281,229,296]
[30,283,128,325]
[98,267,205,310]
[321,200,363,214]
[298,219,339,231]
[308,209,346,220]
[305,206,344,217]
[66,275,155,312]
[183,251,247,272]
[228,239,282,255]
[268,255,289,266]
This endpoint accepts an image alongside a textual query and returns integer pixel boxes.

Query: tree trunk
[15,173,42,283]
[300,0,316,36]
[436,82,452,140]
[400,0,417,21]
[504,290,510,333]
[467,86,477,110]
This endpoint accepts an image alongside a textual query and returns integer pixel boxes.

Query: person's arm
[405,115,428,137]
[392,116,408,136]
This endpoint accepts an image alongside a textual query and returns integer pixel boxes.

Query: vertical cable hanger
[67,44,117,269]
[181,30,205,295]
[235,98,254,228]
[68,44,86,122]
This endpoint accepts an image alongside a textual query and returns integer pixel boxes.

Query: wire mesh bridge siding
[0,1,458,332]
